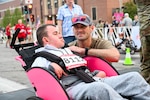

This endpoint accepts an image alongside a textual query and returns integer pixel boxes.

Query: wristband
[85,48,89,56]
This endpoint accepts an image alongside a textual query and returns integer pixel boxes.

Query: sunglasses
[72,16,87,23]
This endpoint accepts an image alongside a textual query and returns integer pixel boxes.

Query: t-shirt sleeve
[93,39,115,49]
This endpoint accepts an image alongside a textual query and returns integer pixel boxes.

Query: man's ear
[42,37,49,44]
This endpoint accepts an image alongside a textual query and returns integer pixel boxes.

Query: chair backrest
[18,45,41,70]
[84,56,119,76]
[27,67,70,100]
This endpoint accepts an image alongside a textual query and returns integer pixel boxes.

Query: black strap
[10,28,21,48]
[75,70,95,83]
[34,51,68,72]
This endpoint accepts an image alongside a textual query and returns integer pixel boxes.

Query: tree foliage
[0,8,24,28]
[2,10,11,28]
[123,0,137,19]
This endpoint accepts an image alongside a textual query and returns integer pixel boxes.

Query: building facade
[0,0,130,25]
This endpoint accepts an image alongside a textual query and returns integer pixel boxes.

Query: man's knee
[85,82,111,99]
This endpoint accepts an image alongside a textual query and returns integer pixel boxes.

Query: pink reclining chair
[27,67,70,100]
[16,56,118,100]
[84,56,119,77]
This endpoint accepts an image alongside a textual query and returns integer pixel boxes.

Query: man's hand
[51,63,67,79]
[68,46,85,55]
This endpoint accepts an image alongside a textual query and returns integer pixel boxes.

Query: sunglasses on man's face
[72,16,87,23]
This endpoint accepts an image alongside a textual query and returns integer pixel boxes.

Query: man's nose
[76,27,83,31]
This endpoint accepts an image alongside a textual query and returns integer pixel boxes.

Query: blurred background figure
[112,16,119,27]
[5,23,11,47]
[35,15,41,30]
[113,9,124,24]
[15,19,26,44]
[96,19,104,28]
[122,13,132,26]
[132,15,140,26]
[26,24,32,42]
[0,27,6,44]
[122,13,132,40]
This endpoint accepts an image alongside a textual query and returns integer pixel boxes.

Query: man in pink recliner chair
[32,24,150,100]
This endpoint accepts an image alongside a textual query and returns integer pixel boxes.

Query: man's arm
[87,47,120,62]
[68,46,120,62]
[32,57,67,79]
[57,20,63,34]
[51,62,67,79]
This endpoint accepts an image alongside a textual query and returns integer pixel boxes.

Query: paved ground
[0,43,32,92]
[0,41,141,99]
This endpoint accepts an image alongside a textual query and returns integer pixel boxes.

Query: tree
[2,9,11,28]
[123,0,137,19]
[11,8,25,25]
[0,8,24,27]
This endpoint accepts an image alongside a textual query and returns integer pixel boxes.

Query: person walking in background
[26,24,32,42]
[134,0,150,84]
[122,13,132,26]
[5,23,11,47]
[15,19,27,44]
[122,13,132,40]
[57,0,83,44]
[96,19,104,29]
[112,16,119,27]
[113,9,124,24]
[132,15,140,26]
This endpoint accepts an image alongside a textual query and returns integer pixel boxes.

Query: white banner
[131,26,141,50]
[93,26,141,50]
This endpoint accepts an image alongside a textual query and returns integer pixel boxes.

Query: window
[54,0,58,8]
[47,0,51,9]
[92,7,96,20]
[47,0,58,8]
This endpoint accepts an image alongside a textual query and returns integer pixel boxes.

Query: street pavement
[0,41,141,99]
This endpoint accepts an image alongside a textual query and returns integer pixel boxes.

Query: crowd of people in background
[96,12,139,29]
[0,4,140,50]
[95,11,139,43]
[0,19,33,47]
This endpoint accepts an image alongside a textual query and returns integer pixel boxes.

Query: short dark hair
[36,24,56,46]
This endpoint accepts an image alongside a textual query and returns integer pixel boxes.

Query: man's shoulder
[92,38,105,42]
[68,40,77,46]
[91,38,113,48]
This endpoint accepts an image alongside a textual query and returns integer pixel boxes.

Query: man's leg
[134,0,150,84]
[140,36,150,84]
[66,82,126,100]
[103,72,150,100]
